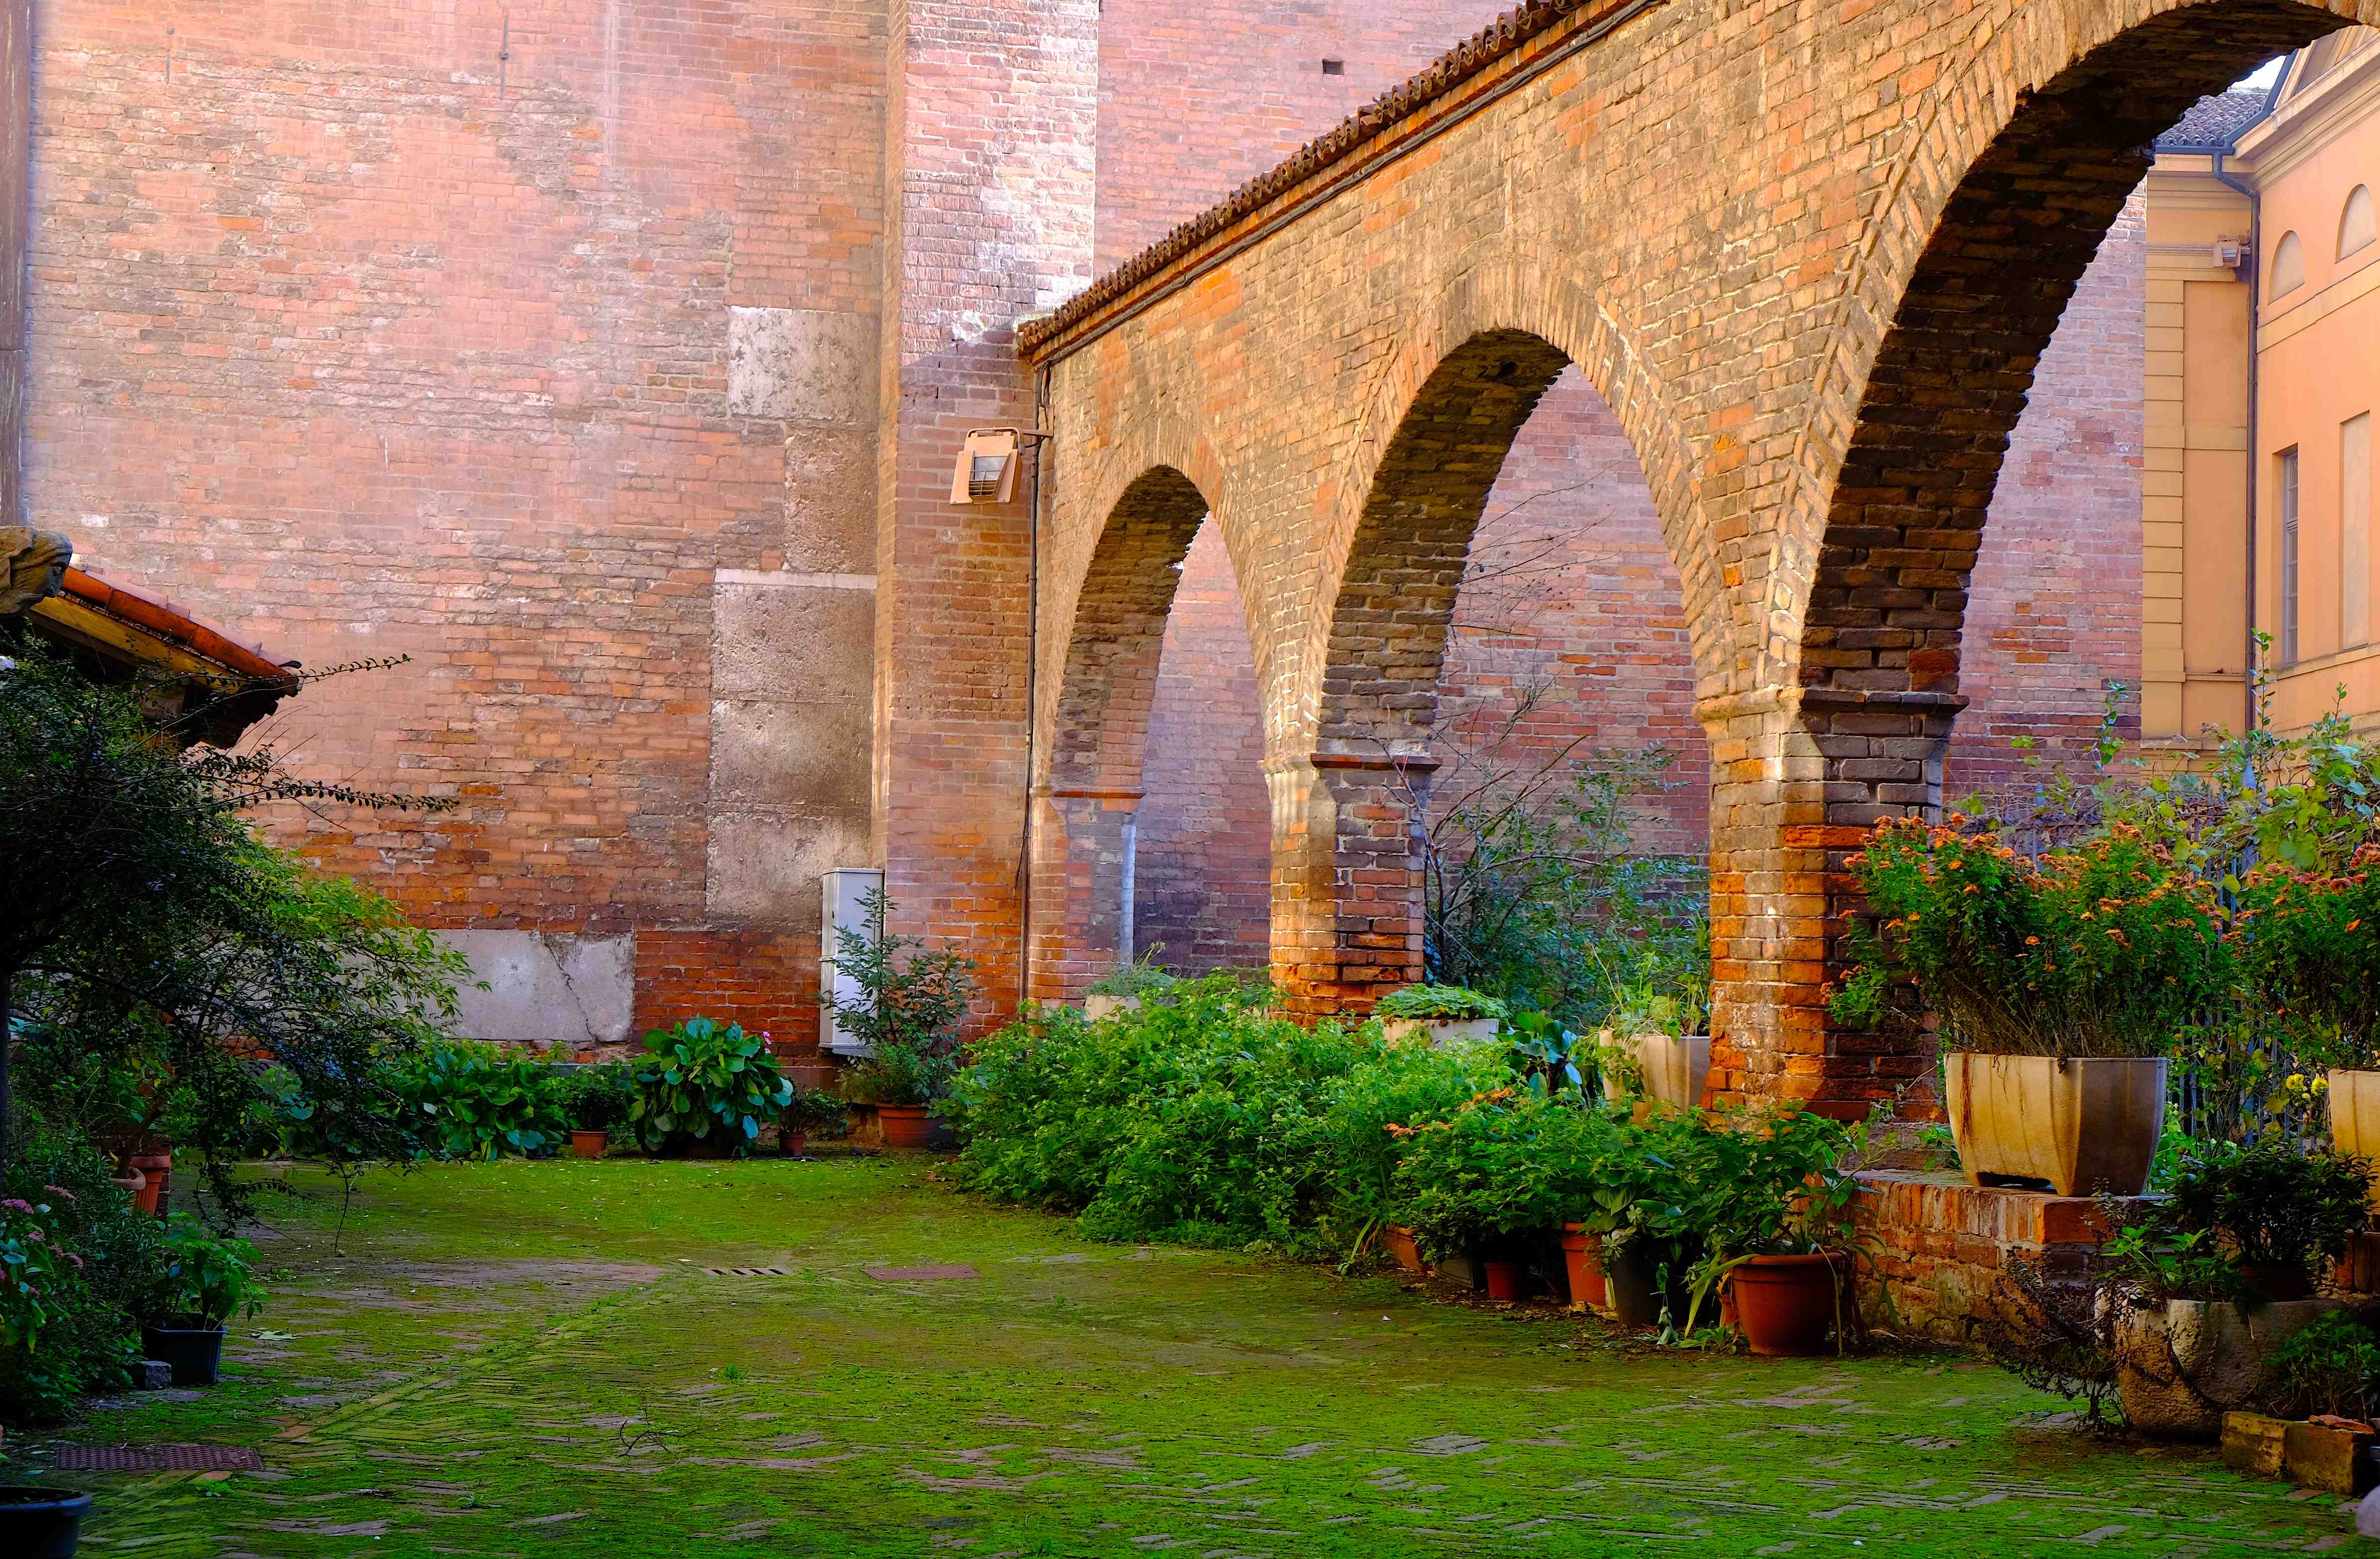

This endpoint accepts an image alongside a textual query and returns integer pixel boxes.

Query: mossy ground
[6,1157,2363,1557]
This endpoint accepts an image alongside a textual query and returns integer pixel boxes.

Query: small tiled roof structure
[18,567,302,747]
[2154,85,2280,153]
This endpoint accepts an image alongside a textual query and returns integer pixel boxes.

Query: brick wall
[27,0,889,1053]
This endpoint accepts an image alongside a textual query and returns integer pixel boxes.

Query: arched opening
[1286,328,1704,1019]
[1788,2,2358,1115]
[2273,228,2307,295]
[2341,185,2375,259]
[1028,466,1218,999]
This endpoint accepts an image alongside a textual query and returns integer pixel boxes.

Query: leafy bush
[2270,1309,2380,1419]
[1,1144,169,1426]
[783,1085,849,1135]
[2153,1138,2372,1278]
[1836,818,2230,1056]
[1375,984,1506,1023]
[1086,953,1177,1001]
[2235,845,2380,1070]
[394,1040,570,1160]
[830,889,976,1106]
[151,1213,264,1329]
[630,1018,793,1156]
[1388,1089,1569,1261]
[558,1063,633,1134]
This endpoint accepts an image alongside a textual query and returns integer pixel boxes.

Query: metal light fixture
[949,428,1022,505]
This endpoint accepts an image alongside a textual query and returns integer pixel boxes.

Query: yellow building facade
[2149,31,2380,741]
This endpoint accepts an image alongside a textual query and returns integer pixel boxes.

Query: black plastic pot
[140,1322,226,1386]
[1604,1241,1696,1328]
[1,1486,95,1559]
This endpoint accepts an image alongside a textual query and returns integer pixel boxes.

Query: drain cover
[701,1267,790,1277]
[54,1445,264,1472]
[864,1264,980,1282]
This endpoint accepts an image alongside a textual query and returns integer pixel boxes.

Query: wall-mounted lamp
[949,428,1022,505]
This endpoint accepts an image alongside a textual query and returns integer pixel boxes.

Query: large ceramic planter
[1943,1053,2165,1196]
[1599,1034,1711,1111]
[2116,1297,2339,1441]
[1381,1223,1426,1275]
[876,1104,933,1151]
[1083,994,1141,1022]
[1381,1016,1501,1048]
[0,1486,95,1559]
[2328,1070,2380,1206]
[140,1322,226,1387]
[1730,1253,1848,1357]
[1559,1225,1608,1310]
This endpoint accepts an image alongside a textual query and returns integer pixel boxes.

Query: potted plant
[1593,949,1712,1111]
[827,888,976,1152]
[1389,1089,1562,1301]
[1838,818,2229,1196]
[561,1063,631,1159]
[1083,952,1176,1022]
[2102,1140,2370,1439]
[2234,844,2380,1185]
[780,1084,845,1158]
[1575,1106,1705,1327]
[1675,1107,1872,1355]
[629,1017,793,1158]
[0,1485,94,1558]
[1375,984,1506,1047]
[138,1214,263,1387]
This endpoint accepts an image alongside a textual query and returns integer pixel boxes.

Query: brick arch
[1786,0,2369,693]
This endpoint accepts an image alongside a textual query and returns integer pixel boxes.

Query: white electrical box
[819,867,883,1055]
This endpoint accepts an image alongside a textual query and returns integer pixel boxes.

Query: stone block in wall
[709,576,875,704]
[704,811,870,925]
[727,306,878,427]
[783,425,878,575]
[710,698,873,812]
[437,931,637,1050]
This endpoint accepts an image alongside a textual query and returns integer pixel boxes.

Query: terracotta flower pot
[568,1129,608,1160]
[128,1152,171,1217]
[1943,1053,2165,1197]
[1559,1224,1607,1309]
[1481,1258,1526,1302]
[111,1169,146,1204]
[781,1129,807,1159]
[1381,1223,1426,1274]
[876,1104,932,1151]
[1730,1252,1848,1357]
[2239,1263,2314,1303]
[1598,1034,1710,1111]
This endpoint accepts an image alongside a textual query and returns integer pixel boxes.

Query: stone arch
[1740,0,2370,1116]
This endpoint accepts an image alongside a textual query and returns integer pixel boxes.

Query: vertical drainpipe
[1018,363,1051,1011]
[2211,147,2261,734]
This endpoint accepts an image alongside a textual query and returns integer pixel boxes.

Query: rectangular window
[2347,413,2373,650]
[2280,446,2301,666]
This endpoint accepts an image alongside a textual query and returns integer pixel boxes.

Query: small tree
[829,889,977,1106]
[0,643,466,1222]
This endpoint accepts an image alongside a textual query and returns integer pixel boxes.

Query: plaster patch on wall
[727,306,879,426]
[438,931,637,1048]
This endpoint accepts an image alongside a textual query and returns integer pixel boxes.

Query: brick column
[1702,687,1961,1120]
[0,0,26,532]
[1024,786,1138,1003]
[1267,751,1434,1018]
[875,0,1098,1019]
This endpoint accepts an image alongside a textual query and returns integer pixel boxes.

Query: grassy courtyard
[7,1158,2366,1558]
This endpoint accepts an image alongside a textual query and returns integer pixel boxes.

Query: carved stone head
[0,527,73,616]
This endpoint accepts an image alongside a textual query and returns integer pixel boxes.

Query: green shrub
[1375,985,1506,1023]
[629,1017,793,1156]
[1388,1089,1569,1261]
[2154,1138,2372,1277]
[2270,1309,2380,1419]
[783,1085,849,1135]
[1,1144,169,1426]
[1086,953,1178,1001]
[558,1063,633,1134]
[829,889,977,1106]
[394,1040,570,1160]
[2234,845,2380,1070]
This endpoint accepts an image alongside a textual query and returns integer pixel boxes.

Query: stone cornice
[1014,0,1666,367]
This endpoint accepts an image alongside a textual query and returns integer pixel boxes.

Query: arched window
[2343,185,2377,260]
[2271,230,2306,298]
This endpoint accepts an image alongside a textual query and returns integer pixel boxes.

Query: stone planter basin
[1598,1033,1710,1111]
[2117,1297,2340,1441]
[1381,1016,1500,1047]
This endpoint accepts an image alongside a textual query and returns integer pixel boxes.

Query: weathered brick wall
[27,0,889,1053]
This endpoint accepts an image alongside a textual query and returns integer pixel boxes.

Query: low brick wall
[1851,1170,2126,1346]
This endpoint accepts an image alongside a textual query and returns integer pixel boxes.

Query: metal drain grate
[54,1444,265,1472]
[701,1267,790,1277]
